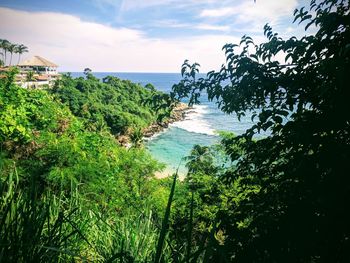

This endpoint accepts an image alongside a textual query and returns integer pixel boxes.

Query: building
[18,56,58,75]
[17,55,60,88]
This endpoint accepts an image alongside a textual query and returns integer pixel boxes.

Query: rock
[142,102,190,138]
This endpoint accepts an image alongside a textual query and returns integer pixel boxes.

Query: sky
[0,0,311,72]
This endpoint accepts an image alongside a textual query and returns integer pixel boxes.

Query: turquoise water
[69,72,259,175]
[145,127,218,174]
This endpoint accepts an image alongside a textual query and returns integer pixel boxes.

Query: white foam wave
[170,105,216,136]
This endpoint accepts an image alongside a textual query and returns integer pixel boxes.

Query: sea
[69,72,261,175]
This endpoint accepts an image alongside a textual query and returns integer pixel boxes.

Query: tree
[0,69,168,262]
[171,0,350,261]
[15,44,29,65]
[0,39,10,66]
[83,67,92,75]
[130,128,144,148]
[7,43,16,66]
[185,145,217,175]
[26,70,35,81]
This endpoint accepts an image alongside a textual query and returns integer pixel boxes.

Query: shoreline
[142,102,190,140]
[116,102,190,146]
[143,102,191,180]
[154,168,186,180]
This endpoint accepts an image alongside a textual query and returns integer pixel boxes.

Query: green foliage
[26,70,35,81]
[2,0,349,262]
[51,74,167,136]
[130,128,144,147]
[0,70,171,262]
[154,173,177,263]
[169,0,350,262]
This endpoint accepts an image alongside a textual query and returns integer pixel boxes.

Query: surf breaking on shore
[170,105,216,136]
[144,104,217,142]
[146,104,219,179]
[142,102,190,139]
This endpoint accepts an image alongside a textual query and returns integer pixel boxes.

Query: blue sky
[0,0,310,72]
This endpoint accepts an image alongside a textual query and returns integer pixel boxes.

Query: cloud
[0,7,240,72]
[154,20,230,32]
[119,0,217,11]
[200,0,298,26]
[200,7,235,18]
[194,24,230,32]
[153,19,192,29]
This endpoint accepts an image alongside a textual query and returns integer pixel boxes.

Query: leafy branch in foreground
[169,0,350,262]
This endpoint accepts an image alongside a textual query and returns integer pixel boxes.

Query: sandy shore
[117,102,190,179]
[154,167,186,180]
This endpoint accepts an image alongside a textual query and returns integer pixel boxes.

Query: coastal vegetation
[0,0,349,262]
[0,68,173,262]
[50,73,171,139]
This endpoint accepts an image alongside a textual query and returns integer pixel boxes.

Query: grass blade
[186,191,194,263]
[154,171,177,263]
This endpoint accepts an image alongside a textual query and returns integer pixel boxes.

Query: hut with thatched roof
[16,56,60,88]
[18,55,58,75]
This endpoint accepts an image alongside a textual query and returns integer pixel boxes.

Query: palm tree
[0,51,4,67]
[0,39,5,63]
[7,44,17,66]
[15,44,28,65]
[83,67,92,75]
[185,145,216,174]
[130,128,144,148]
[0,39,11,66]
[26,70,35,81]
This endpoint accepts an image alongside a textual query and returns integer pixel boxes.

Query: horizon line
[59,71,209,74]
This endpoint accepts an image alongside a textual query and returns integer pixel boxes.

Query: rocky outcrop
[142,103,190,138]
[116,103,190,146]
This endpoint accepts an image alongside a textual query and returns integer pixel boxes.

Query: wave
[170,105,216,136]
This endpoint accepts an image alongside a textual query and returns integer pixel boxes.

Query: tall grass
[0,165,87,262]
[82,209,160,262]
[1,163,215,262]
[0,163,167,262]
[154,172,177,263]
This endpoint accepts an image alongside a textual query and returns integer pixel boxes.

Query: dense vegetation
[0,69,172,262]
[1,0,349,262]
[166,0,350,262]
[51,73,166,137]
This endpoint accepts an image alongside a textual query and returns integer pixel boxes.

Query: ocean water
[68,72,259,175]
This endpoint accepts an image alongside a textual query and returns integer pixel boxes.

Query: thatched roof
[19,56,58,67]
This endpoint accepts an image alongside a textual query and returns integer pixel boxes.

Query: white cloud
[0,7,240,72]
[153,19,192,28]
[200,7,235,18]
[194,24,230,32]
[154,20,230,32]
[120,0,174,11]
[119,0,217,11]
[200,0,298,26]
